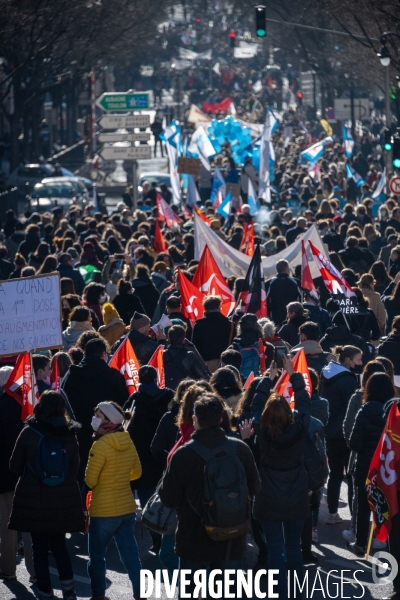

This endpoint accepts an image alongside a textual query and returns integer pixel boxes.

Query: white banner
[194,215,328,279]
[0,273,62,355]
[178,48,212,60]
[234,42,258,58]
[187,104,211,124]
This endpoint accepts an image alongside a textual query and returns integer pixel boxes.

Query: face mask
[99,294,107,305]
[43,376,51,386]
[91,416,103,432]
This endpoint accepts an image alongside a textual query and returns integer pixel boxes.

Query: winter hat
[102,303,120,325]
[210,219,221,229]
[97,402,125,424]
[239,313,258,328]
[130,312,151,331]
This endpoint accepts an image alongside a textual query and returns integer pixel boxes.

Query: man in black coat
[111,312,158,365]
[57,252,85,295]
[320,318,372,365]
[159,394,260,596]
[164,325,211,390]
[62,338,128,485]
[265,259,301,328]
[192,295,232,372]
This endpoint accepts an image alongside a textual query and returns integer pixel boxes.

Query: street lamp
[378,44,391,67]
[377,37,393,127]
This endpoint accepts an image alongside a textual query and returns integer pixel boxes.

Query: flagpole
[365,522,374,560]
[29,351,35,408]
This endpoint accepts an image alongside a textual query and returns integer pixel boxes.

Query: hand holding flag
[109,337,140,395]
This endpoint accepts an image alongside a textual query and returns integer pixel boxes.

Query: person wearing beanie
[85,401,142,600]
[111,311,158,366]
[98,303,127,347]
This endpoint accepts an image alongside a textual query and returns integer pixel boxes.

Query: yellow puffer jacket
[85,431,142,517]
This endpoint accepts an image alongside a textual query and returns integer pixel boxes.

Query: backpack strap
[187,438,238,463]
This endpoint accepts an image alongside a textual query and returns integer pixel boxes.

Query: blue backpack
[233,342,260,379]
[28,426,69,487]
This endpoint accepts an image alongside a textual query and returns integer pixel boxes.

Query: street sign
[99,146,152,160]
[334,98,370,121]
[99,115,150,129]
[389,176,400,195]
[98,132,151,143]
[96,92,150,111]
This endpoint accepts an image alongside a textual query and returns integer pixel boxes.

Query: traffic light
[296,91,303,105]
[229,31,237,48]
[384,129,393,151]
[255,5,266,37]
[393,137,400,169]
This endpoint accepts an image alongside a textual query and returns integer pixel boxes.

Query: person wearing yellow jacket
[85,401,142,600]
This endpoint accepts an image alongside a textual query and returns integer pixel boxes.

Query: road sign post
[98,132,151,143]
[96,92,150,111]
[132,161,138,210]
[99,115,150,129]
[99,146,152,160]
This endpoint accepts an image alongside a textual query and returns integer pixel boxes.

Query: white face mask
[99,294,107,305]
[91,416,103,432]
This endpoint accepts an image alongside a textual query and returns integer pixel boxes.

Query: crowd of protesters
[1,113,400,600]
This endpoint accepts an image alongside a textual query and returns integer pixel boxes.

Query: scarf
[167,420,194,464]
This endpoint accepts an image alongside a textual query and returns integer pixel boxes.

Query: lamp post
[376,32,400,128]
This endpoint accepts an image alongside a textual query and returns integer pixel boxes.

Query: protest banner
[178,157,201,178]
[194,214,328,279]
[0,273,62,356]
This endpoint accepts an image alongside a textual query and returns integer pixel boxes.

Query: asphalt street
[0,482,394,600]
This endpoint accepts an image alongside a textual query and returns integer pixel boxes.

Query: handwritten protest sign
[0,274,62,356]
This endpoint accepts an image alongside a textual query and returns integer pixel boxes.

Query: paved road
[0,483,393,599]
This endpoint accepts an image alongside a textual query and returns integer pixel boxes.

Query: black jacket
[252,373,311,522]
[338,246,374,274]
[0,258,13,280]
[163,344,211,390]
[349,400,386,486]
[333,308,381,343]
[302,303,332,335]
[191,311,232,361]
[62,356,128,481]
[57,263,85,296]
[278,313,309,348]
[377,334,400,375]
[320,324,371,364]
[383,295,400,335]
[150,405,180,467]
[0,393,23,494]
[265,273,301,328]
[8,416,85,534]
[131,277,160,320]
[320,362,358,438]
[159,426,260,561]
[112,292,145,326]
[111,329,158,366]
[125,384,174,489]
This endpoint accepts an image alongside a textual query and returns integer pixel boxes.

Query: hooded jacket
[85,431,142,517]
[151,271,170,294]
[98,318,127,347]
[320,324,371,364]
[62,321,95,350]
[125,384,174,489]
[163,344,211,390]
[320,362,358,438]
[8,416,85,534]
[349,400,387,486]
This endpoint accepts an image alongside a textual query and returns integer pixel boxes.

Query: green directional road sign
[96,92,150,111]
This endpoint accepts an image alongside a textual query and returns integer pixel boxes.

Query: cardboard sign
[178,157,201,177]
[225,182,241,197]
[0,274,62,356]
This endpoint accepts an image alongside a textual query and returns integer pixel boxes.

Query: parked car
[41,177,88,203]
[29,181,87,212]
[7,163,92,195]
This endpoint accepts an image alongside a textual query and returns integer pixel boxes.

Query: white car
[30,181,87,212]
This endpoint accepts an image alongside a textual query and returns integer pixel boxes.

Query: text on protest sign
[0,274,62,356]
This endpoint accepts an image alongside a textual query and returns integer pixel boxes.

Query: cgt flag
[238,243,267,318]
[153,220,167,253]
[241,223,255,257]
[157,193,181,226]
[192,244,236,316]
[367,401,400,542]
[5,353,37,421]
[309,240,359,314]
[109,337,140,396]
[274,349,311,402]
[177,268,205,326]
[148,346,165,388]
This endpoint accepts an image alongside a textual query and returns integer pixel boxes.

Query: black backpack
[187,438,250,541]
[163,348,189,390]
[303,430,325,492]
[28,426,69,487]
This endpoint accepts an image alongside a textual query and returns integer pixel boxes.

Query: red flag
[238,244,267,318]
[202,97,231,114]
[242,223,255,257]
[301,240,317,293]
[367,401,400,542]
[4,353,36,421]
[109,337,140,396]
[194,205,211,225]
[258,338,266,373]
[308,240,360,314]
[50,354,61,391]
[157,193,181,226]
[192,245,235,316]
[153,220,167,253]
[183,206,192,219]
[148,346,165,388]
[274,349,311,405]
[177,268,205,326]
[243,371,255,389]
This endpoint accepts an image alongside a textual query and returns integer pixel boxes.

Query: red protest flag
[153,220,167,254]
[194,205,211,225]
[367,401,400,542]
[238,244,267,318]
[274,349,312,405]
[50,354,61,391]
[109,336,140,396]
[301,240,317,293]
[192,244,236,316]
[157,193,181,226]
[177,268,205,326]
[243,371,255,389]
[258,338,266,373]
[308,240,360,314]
[202,97,231,114]
[4,353,36,421]
[243,223,255,257]
[148,346,165,388]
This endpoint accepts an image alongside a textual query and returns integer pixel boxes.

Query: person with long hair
[112,280,145,326]
[28,241,50,271]
[62,306,95,350]
[378,316,400,378]
[357,273,387,333]
[383,278,400,334]
[36,255,58,275]
[210,367,243,412]
[9,391,84,600]
[369,260,392,295]
[252,355,310,598]
[82,282,106,326]
[348,373,396,556]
